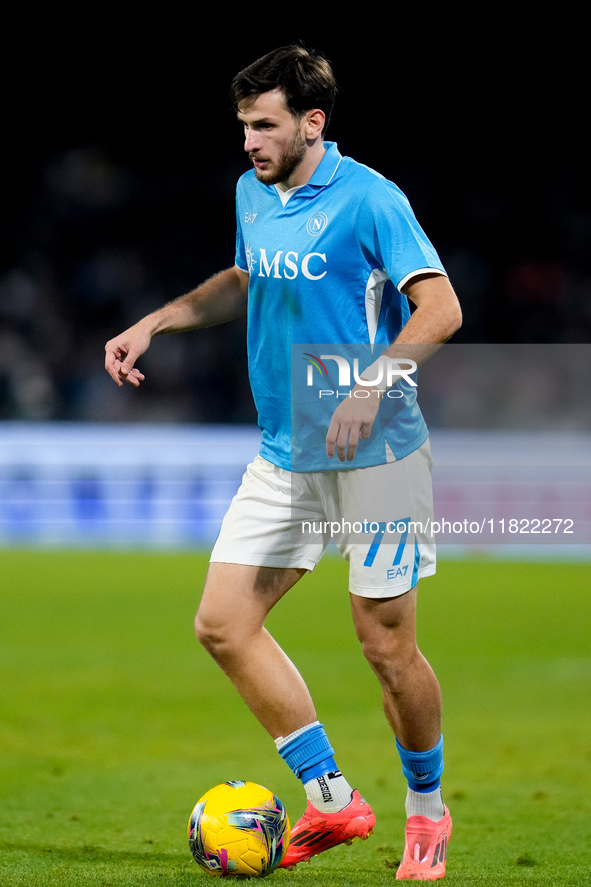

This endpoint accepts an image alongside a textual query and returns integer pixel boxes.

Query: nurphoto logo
[303,353,417,399]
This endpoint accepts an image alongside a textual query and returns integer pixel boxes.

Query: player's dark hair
[230,44,337,134]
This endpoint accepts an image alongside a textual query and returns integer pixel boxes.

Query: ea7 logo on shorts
[387,564,409,581]
[306,211,328,236]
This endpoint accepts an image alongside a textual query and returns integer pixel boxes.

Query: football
[188,780,291,877]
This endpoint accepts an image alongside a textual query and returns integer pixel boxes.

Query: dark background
[1,17,588,424]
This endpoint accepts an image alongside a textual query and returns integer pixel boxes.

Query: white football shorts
[209,440,436,598]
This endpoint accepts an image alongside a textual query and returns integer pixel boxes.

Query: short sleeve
[356,178,446,289]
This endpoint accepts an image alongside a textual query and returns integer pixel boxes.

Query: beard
[252,128,307,186]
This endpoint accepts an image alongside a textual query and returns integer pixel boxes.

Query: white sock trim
[274,721,320,751]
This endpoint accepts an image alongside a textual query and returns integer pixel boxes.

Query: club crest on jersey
[306,211,328,237]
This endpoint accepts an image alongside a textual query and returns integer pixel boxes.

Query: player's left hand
[326,385,381,462]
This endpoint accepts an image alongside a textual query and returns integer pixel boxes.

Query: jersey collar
[307,141,342,188]
[266,142,343,201]
[275,142,342,200]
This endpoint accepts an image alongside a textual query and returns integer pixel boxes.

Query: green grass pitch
[0,549,589,886]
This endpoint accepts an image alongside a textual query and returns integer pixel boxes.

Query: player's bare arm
[105,265,249,387]
[392,272,463,353]
[326,274,462,462]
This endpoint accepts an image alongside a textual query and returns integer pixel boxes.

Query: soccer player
[105,45,462,880]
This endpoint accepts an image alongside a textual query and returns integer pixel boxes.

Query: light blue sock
[276,722,354,811]
[396,735,445,821]
[276,721,337,782]
[396,734,444,793]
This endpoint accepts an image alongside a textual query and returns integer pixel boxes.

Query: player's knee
[194,608,230,657]
[194,602,253,668]
[360,633,419,689]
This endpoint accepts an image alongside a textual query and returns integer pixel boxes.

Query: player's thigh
[195,562,306,641]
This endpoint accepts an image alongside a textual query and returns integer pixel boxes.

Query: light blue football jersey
[235,141,446,472]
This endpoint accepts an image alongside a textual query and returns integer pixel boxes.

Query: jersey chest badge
[306,212,329,237]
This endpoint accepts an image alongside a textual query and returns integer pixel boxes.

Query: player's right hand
[104,326,151,387]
